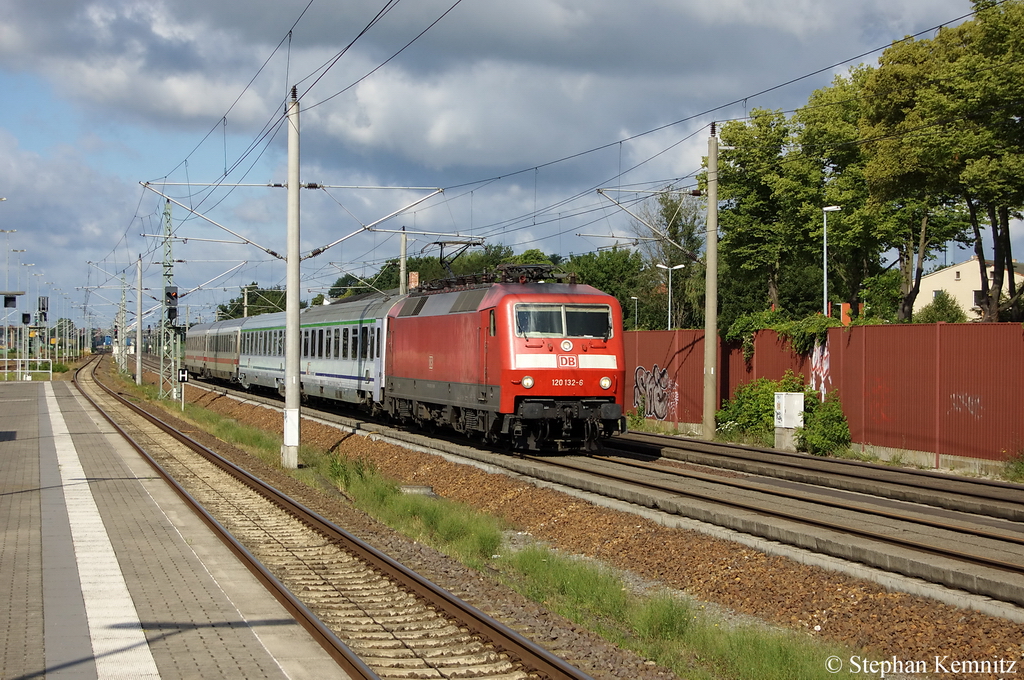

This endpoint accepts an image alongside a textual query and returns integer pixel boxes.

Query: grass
[496,547,852,680]
[110,367,863,679]
[1003,452,1024,483]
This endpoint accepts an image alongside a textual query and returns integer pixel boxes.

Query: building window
[955,270,960,281]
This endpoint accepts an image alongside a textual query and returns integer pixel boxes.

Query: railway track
[519,450,1024,608]
[137,358,1024,611]
[611,431,1024,521]
[79,356,593,680]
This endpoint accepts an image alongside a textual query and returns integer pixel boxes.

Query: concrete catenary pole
[702,126,720,441]
[400,227,408,295]
[136,255,143,385]
[282,88,301,469]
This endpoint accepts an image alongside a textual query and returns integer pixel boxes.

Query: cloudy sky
[0,0,992,327]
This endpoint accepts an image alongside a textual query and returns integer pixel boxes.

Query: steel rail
[72,356,380,680]
[590,454,1024,547]
[86,355,592,680]
[526,455,1024,578]
[618,431,1024,503]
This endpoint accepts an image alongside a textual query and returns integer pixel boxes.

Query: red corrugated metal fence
[625,323,1024,463]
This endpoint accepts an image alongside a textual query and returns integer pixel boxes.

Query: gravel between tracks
[124,369,1024,678]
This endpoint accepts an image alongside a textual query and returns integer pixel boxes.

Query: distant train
[184,265,627,451]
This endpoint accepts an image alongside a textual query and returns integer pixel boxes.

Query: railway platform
[0,381,351,680]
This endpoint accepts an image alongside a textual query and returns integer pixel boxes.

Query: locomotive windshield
[515,303,613,339]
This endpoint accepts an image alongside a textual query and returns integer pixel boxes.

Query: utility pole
[400,227,408,295]
[136,256,143,385]
[159,201,178,399]
[116,276,127,372]
[702,125,720,441]
[282,87,301,469]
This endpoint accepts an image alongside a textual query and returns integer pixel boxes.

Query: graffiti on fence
[634,364,675,420]
[811,339,831,398]
[948,393,982,418]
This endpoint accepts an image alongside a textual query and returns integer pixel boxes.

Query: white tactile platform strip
[46,383,161,679]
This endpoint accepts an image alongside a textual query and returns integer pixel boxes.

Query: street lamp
[822,206,841,317]
[0,231,15,357]
[656,263,686,330]
[629,296,639,329]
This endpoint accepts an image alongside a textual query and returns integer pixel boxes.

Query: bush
[716,371,851,456]
[914,291,968,323]
[716,371,813,447]
[796,393,851,456]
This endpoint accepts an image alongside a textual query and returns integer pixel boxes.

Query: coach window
[376,326,381,358]
[326,329,333,358]
[360,326,369,359]
[333,328,340,358]
[302,329,308,358]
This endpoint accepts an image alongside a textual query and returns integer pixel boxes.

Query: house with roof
[913,255,1024,319]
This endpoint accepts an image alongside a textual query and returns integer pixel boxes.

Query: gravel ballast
[124,370,1024,678]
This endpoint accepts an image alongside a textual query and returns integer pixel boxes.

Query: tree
[796,67,888,318]
[628,192,706,328]
[933,1,1024,321]
[717,109,820,318]
[564,247,646,325]
[217,283,294,319]
[859,35,973,322]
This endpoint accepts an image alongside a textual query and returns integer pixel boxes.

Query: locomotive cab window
[514,303,613,339]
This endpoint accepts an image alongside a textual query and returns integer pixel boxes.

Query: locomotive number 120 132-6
[551,378,584,387]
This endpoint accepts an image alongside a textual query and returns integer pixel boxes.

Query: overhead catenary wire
[92,1,1007,320]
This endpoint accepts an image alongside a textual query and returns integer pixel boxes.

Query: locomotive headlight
[599,376,612,390]
[522,375,535,389]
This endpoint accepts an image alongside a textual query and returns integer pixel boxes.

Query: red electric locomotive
[384,265,627,451]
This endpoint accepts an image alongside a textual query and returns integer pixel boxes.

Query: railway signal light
[165,286,179,321]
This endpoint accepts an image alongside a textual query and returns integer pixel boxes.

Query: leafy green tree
[717,109,820,318]
[626,191,706,328]
[508,249,553,265]
[564,247,646,325]
[933,1,1024,321]
[796,67,887,318]
[859,34,971,322]
[217,283,295,319]
[860,269,902,321]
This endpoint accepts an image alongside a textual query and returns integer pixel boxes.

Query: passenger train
[184,265,627,451]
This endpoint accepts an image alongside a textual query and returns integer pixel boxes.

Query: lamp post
[630,296,638,329]
[822,206,841,317]
[1,205,13,357]
[655,263,685,330]
[18,262,31,377]
[30,273,43,360]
